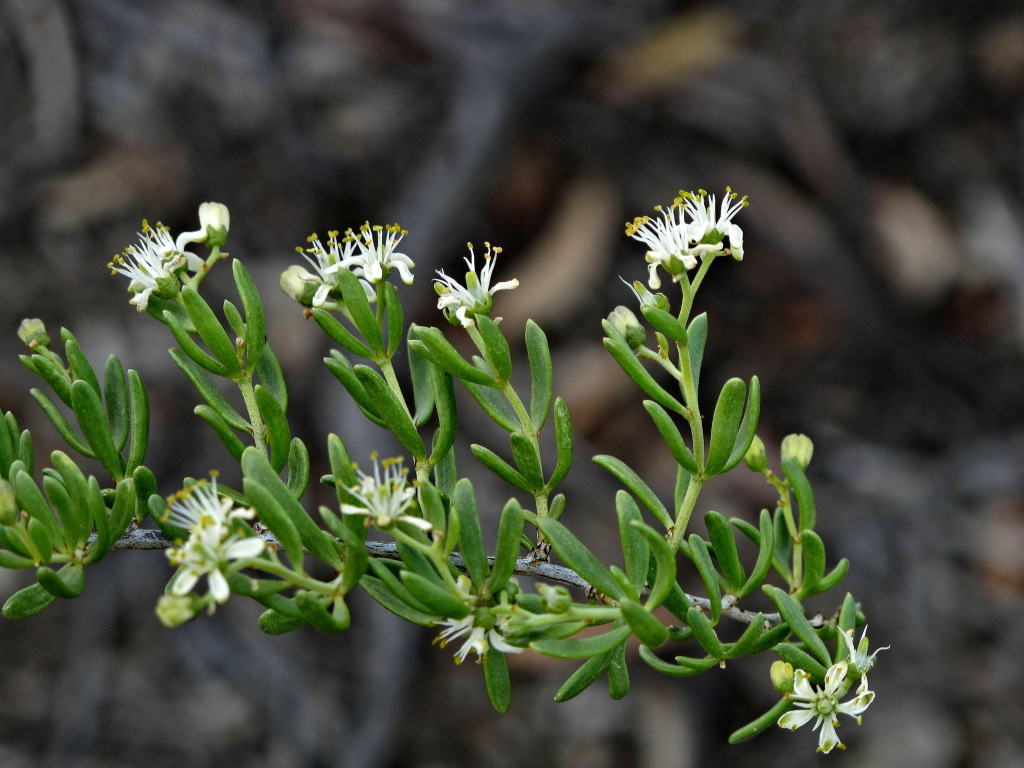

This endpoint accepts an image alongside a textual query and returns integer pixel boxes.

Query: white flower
[175,202,231,251]
[296,230,359,307]
[108,220,200,311]
[433,577,524,663]
[841,626,889,691]
[338,454,429,530]
[679,187,747,261]
[625,202,697,290]
[434,242,519,327]
[778,662,875,753]
[351,221,415,288]
[164,476,265,606]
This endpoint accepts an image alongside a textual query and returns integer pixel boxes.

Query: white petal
[778,709,816,731]
[816,719,843,753]
[488,630,524,655]
[173,569,200,596]
[225,537,265,560]
[209,569,230,603]
[824,662,849,695]
[838,690,874,717]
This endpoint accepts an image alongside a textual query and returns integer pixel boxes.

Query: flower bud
[770,660,795,693]
[743,435,768,473]
[537,583,573,613]
[155,594,199,628]
[279,265,318,307]
[607,306,646,350]
[198,202,230,248]
[0,479,18,526]
[17,318,50,350]
[781,433,814,470]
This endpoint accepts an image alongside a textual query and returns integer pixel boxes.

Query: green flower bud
[607,306,646,350]
[0,479,18,526]
[743,435,768,473]
[155,594,199,628]
[781,433,814,470]
[624,280,670,312]
[17,318,50,350]
[279,265,318,307]
[537,583,573,613]
[770,660,795,693]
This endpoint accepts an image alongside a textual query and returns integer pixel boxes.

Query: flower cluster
[625,188,747,290]
[163,475,265,614]
[433,576,523,664]
[289,222,414,307]
[434,242,519,327]
[338,454,429,530]
[108,203,229,311]
[777,629,884,753]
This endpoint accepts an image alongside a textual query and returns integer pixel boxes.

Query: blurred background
[1,0,1023,766]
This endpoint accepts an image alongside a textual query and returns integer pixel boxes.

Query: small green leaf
[838,593,858,641]
[592,455,672,530]
[686,606,724,658]
[621,600,668,647]
[63,334,101,397]
[536,517,623,599]
[641,305,687,344]
[643,400,699,474]
[103,356,129,453]
[782,457,816,532]
[409,328,496,387]
[704,378,746,476]
[686,313,708,395]
[50,451,89,547]
[71,380,122,480]
[546,398,574,491]
[452,478,488,586]
[796,529,826,598]
[525,320,553,429]
[509,432,543,490]
[484,649,512,713]
[327,433,359,491]
[687,534,722,623]
[181,286,241,375]
[25,355,72,407]
[312,308,375,359]
[254,384,291,473]
[335,268,384,353]
[475,316,512,383]
[258,609,307,635]
[400,571,470,618]
[195,405,246,461]
[735,509,774,599]
[607,641,630,699]
[470,444,531,492]
[168,349,248,431]
[464,382,519,432]
[163,308,229,376]
[602,323,686,415]
[255,344,287,412]
[354,365,425,459]
[531,625,632,659]
[360,573,437,626]
[429,366,457,465]
[243,478,304,569]
[763,585,831,667]
[816,558,850,593]
[295,591,351,633]
[728,698,792,744]
[323,352,385,427]
[37,563,85,599]
[720,376,760,473]
[233,259,267,373]
[632,520,675,609]
[382,282,405,357]
[125,370,149,473]
[555,650,612,702]
[30,389,92,457]
[616,492,648,593]
[408,341,435,426]
[705,510,745,593]
[725,613,767,658]
[486,499,524,593]
[286,438,310,500]
[3,582,57,618]
[637,645,708,677]
[774,642,828,679]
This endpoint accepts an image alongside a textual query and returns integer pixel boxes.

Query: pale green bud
[17,318,50,350]
[743,435,768,473]
[155,594,199,628]
[607,306,646,350]
[770,660,795,693]
[537,583,573,613]
[624,279,671,312]
[198,202,230,248]
[781,433,814,470]
[279,265,318,307]
[0,479,18,526]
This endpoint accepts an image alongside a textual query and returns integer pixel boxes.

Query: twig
[102,527,782,625]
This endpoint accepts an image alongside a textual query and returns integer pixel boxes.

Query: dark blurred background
[1,0,1023,766]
